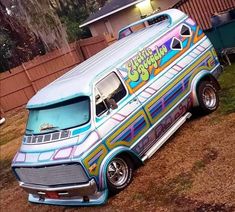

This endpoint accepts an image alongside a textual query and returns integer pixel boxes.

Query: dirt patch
[0,109,234,211]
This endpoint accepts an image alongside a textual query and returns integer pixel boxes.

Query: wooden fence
[0,36,109,113]
[174,0,235,30]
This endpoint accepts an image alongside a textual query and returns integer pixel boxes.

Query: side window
[95,73,127,117]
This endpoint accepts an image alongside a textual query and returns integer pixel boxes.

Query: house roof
[80,0,144,27]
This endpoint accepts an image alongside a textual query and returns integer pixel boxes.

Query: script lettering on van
[126,45,168,82]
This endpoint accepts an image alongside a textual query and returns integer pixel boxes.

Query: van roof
[27,9,187,109]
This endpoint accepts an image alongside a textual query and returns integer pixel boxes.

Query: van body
[12,9,222,206]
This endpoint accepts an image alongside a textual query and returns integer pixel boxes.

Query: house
[80,0,180,40]
[80,0,235,41]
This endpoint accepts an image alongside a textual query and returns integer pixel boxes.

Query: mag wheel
[197,81,219,114]
[106,156,133,194]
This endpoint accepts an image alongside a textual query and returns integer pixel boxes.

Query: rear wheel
[106,156,133,194]
[196,81,219,114]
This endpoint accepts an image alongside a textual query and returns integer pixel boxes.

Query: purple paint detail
[130,126,135,139]
[182,81,185,91]
[88,150,103,166]
[161,98,165,109]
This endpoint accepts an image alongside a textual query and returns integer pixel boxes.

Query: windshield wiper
[40,126,60,132]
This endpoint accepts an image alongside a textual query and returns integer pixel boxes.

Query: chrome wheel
[196,80,219,114]
[107,158,129,187]
[202,86,217,109]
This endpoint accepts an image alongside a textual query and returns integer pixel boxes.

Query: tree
[0,1,45,72]
[0,0,108,72]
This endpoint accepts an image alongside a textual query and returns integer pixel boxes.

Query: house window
[95,73,127,116]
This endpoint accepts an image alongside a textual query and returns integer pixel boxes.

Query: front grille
[23,130,70,144]
[14,164,88,186]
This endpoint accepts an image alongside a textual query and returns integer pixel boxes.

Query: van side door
[94,71,150,151]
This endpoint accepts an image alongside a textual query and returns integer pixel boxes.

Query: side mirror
[107,98,118,110]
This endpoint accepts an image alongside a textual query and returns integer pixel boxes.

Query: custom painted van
[12,9,222,206]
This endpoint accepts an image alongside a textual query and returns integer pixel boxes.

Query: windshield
[26,96,90,134]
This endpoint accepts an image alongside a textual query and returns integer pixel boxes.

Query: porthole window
[180,24,192,37]
[171,37,183,50]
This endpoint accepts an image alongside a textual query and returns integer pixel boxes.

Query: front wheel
[106,156,133,194]
[196,81,219,114]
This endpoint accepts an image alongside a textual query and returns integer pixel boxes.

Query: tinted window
[95,73,127,116]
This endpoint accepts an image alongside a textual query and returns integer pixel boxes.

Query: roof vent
[171,37,183,50]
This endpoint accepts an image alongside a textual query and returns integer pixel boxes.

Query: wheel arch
[98,146,142,190]
[191,71,220,107]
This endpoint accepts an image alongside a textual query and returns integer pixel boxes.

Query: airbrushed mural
[119,18,206,94]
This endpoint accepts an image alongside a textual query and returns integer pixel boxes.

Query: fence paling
[0,36,108,113]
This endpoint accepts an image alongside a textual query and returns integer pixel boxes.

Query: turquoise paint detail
[72,124,91,136]
[192,25,197,32]
[198,29,203,36]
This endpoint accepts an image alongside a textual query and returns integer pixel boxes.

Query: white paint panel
[193,48,201,55]
[145,87,156,95]
[39,151,54,161]
[169,69,178,75]
[87,131,99,143]
[16,152,26,162]
[73,132,99,157]
[112,113,125,122]
[165,72,174,79]
[138,96,147,103]
[140,91,152,99]
[119,70,128,78]
[196,46,205,52]
[118,99,140,117]
[97,119,119,138]
[201,39,211,49]
[189,52,198,58]
[25,153,40,163]
[185,55,194,63]
[177,56,190,68]
[54,147,73,159]
[150,76,169,90]
[173,65,182,72]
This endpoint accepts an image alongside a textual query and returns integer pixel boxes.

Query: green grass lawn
[218,63,235,114]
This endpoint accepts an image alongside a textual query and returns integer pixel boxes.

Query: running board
[142,112,192,162]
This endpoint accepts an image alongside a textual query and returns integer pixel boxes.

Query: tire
[106,156,133,194]
[196,80,219,114]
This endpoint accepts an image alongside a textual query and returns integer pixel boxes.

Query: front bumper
[20,179,97,197]
[20,179,108,206]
